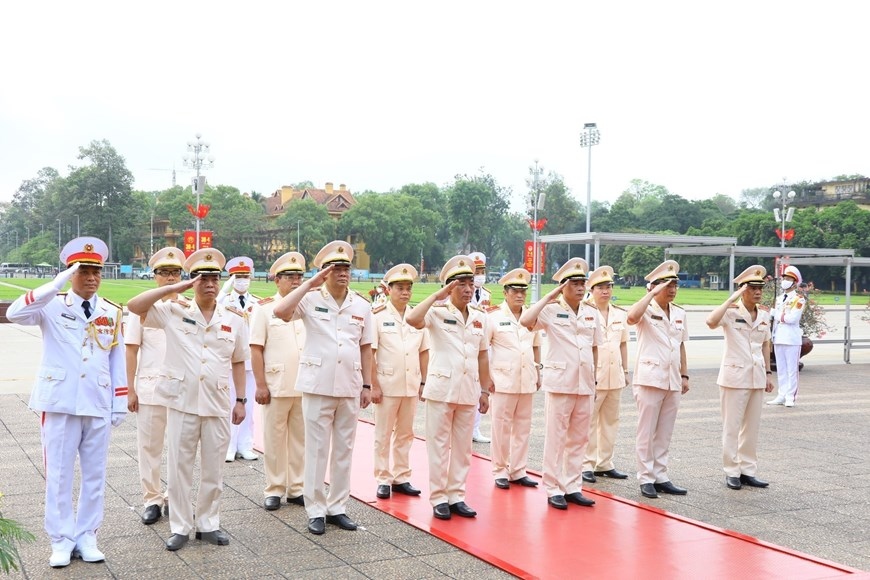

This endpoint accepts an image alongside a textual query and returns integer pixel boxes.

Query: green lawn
[1,276,863,307]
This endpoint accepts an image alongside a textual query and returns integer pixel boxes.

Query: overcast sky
[1,1,867,214]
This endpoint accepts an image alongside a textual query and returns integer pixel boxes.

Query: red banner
[527,218,548,232]
[187,204,211,220]
[183,230,213,257]
[775,228,795,242]
[523,241,546,274]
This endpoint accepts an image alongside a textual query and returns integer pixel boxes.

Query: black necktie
[475,289,480,303]
[239,295,246,309]
[82,300,92,318]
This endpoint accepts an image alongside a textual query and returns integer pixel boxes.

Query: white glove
[220,274,235,297]
[111,413,125,427]
[52,262,80,290]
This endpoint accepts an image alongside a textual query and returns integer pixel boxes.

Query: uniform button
[338,360,342,364]
[200,376,205,381]
[83,358,88,362]
[202,359,207,363]
[204,345,208,349]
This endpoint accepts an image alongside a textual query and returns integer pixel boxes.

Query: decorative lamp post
[182,133,215,250]
[528,160,546,302]
[772,189,796,251]
[579,122,600,265]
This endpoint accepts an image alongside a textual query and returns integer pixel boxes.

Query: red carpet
[348,419,862,579]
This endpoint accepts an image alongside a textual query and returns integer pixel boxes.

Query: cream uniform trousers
[372,301,428,486]
[584,303,630,473]
[249,295,306,500]
[221,291,258,456]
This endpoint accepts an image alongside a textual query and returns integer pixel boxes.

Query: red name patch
[352,315,364,322]
[473,321,482,329]
[221,324,232,332]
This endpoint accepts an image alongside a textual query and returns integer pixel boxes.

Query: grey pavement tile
[254,547,346,572]
[355,556,443,579]
[324,539,409,565]
[420,552,514,578]
[383,535,457,557]
[285,566,369,580]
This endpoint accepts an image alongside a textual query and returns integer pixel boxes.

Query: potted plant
[762,278,833,371]
[0,492,35,574]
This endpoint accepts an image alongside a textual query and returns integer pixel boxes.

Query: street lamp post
[772,188,796,303]
[57,219,61,270]
[182,133,215,250]
[529,160,546,302]
[297,219,301,253]
[75,215,80,238]
[579,122,600,266]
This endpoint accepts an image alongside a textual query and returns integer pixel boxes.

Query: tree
[525,169,582,276]
[397,182,450,270]
[446,172,511,255]
[275,199,335,263]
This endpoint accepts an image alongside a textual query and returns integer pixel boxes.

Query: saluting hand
[728,285,747,303]
[433,280,458,302]
[308,264,334,287]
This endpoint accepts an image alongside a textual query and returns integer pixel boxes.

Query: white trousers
[41,412,111,549]
[720,387,764,477]
[262,396,305,499]
[583,388,623,473]
[490,392,533,480]
[227,369,256,454]
[302,394,360,519]
[774,344,801,402]
[373,395,418,485]
[425,400,475,506]
[136,402,168,507]
[542,392,592,496]
[166,409,230,535]
[634,385,681,484]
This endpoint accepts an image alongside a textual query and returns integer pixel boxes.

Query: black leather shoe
[654,481,688,495]
[740,475,769,488]
[165,534,189,551]
[196,530,230,545]
[725,476,743,490]
[264,496,282,510]
[565,492,595,507]
[495,478,510,489]
[581,471,597,483]
[308,517,325,535]
[449,502,477,518]
[326,514,358,530]
[142,504,162,525]
[287,495,305,506]
[595,469,629,480]
[377,484,391,498]
[433,503,451,520]
[509,476,539,487]
[548,495,568,510]
[391,482,422,496]
[640,483,658,498]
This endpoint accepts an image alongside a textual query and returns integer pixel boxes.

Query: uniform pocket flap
[266,364,285,374]
[301,356,322,367]
[545,361,567,370]
[39,367,66,381]
[431,367,452,378]
[377,366,395,376]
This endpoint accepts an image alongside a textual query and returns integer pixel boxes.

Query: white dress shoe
[237,449,258,461]
[49,546,72,568]
[472,432,491,443]
[766,397,785,405]
[73,534,105,563]
[784,399,795,407]
[225,449,236,462]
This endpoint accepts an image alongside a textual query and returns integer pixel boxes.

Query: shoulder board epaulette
[485,305,500,313]
[249,293,263,301]
[372,304,387,314]
[258,296,275,306]
[171,296,190,306]
[547,298,561,304]
[583,298,596,307]
[353,290,369,299]
[611,303,627,311]
[728,303,740,309]
[103,297,122,311]
[672,302,683,309]
[58,292,68,296]
[758,304,770,312]
[470,304,485,312]
[225,305,245,317]
[433,302,448,308]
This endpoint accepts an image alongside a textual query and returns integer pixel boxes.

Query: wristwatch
[236,397,247,404]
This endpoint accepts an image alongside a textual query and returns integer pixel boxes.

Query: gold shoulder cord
[88,312,121,351]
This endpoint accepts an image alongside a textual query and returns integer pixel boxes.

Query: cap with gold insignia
[440,255,475,283]
[313,240,353,268]
[553,258,589,283]
[734,265,767,287]
[149,247,184,270]
[645,260,680,284]
[587,265,615,288]
[498,267,530,289]
[782,265,802,284]
[270,252,306,277]
[384,263,417,285]
[225,256,254,275]
[60,236,108,267]
[468,251,487,271]
[184,248,226,274]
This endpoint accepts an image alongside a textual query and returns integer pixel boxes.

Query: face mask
[781,280,793,291]
[233,278,251,293]
[473,274,485,288]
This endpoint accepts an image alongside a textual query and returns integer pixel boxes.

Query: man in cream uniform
[251,252,307,511]
[7,236,126,568]
[407,255,491,520]
[707,265,774,491]
[220,256,259,461]
[126,246,184,526]
[272,241,373,535]
[486,268,541,490]
[128,248,249,551]
[371,263,429,500]
[582,266,631,484]
[468,251,492,443]
[521,258,600,510]
[626,260,690,499]
[769,265,806,408]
